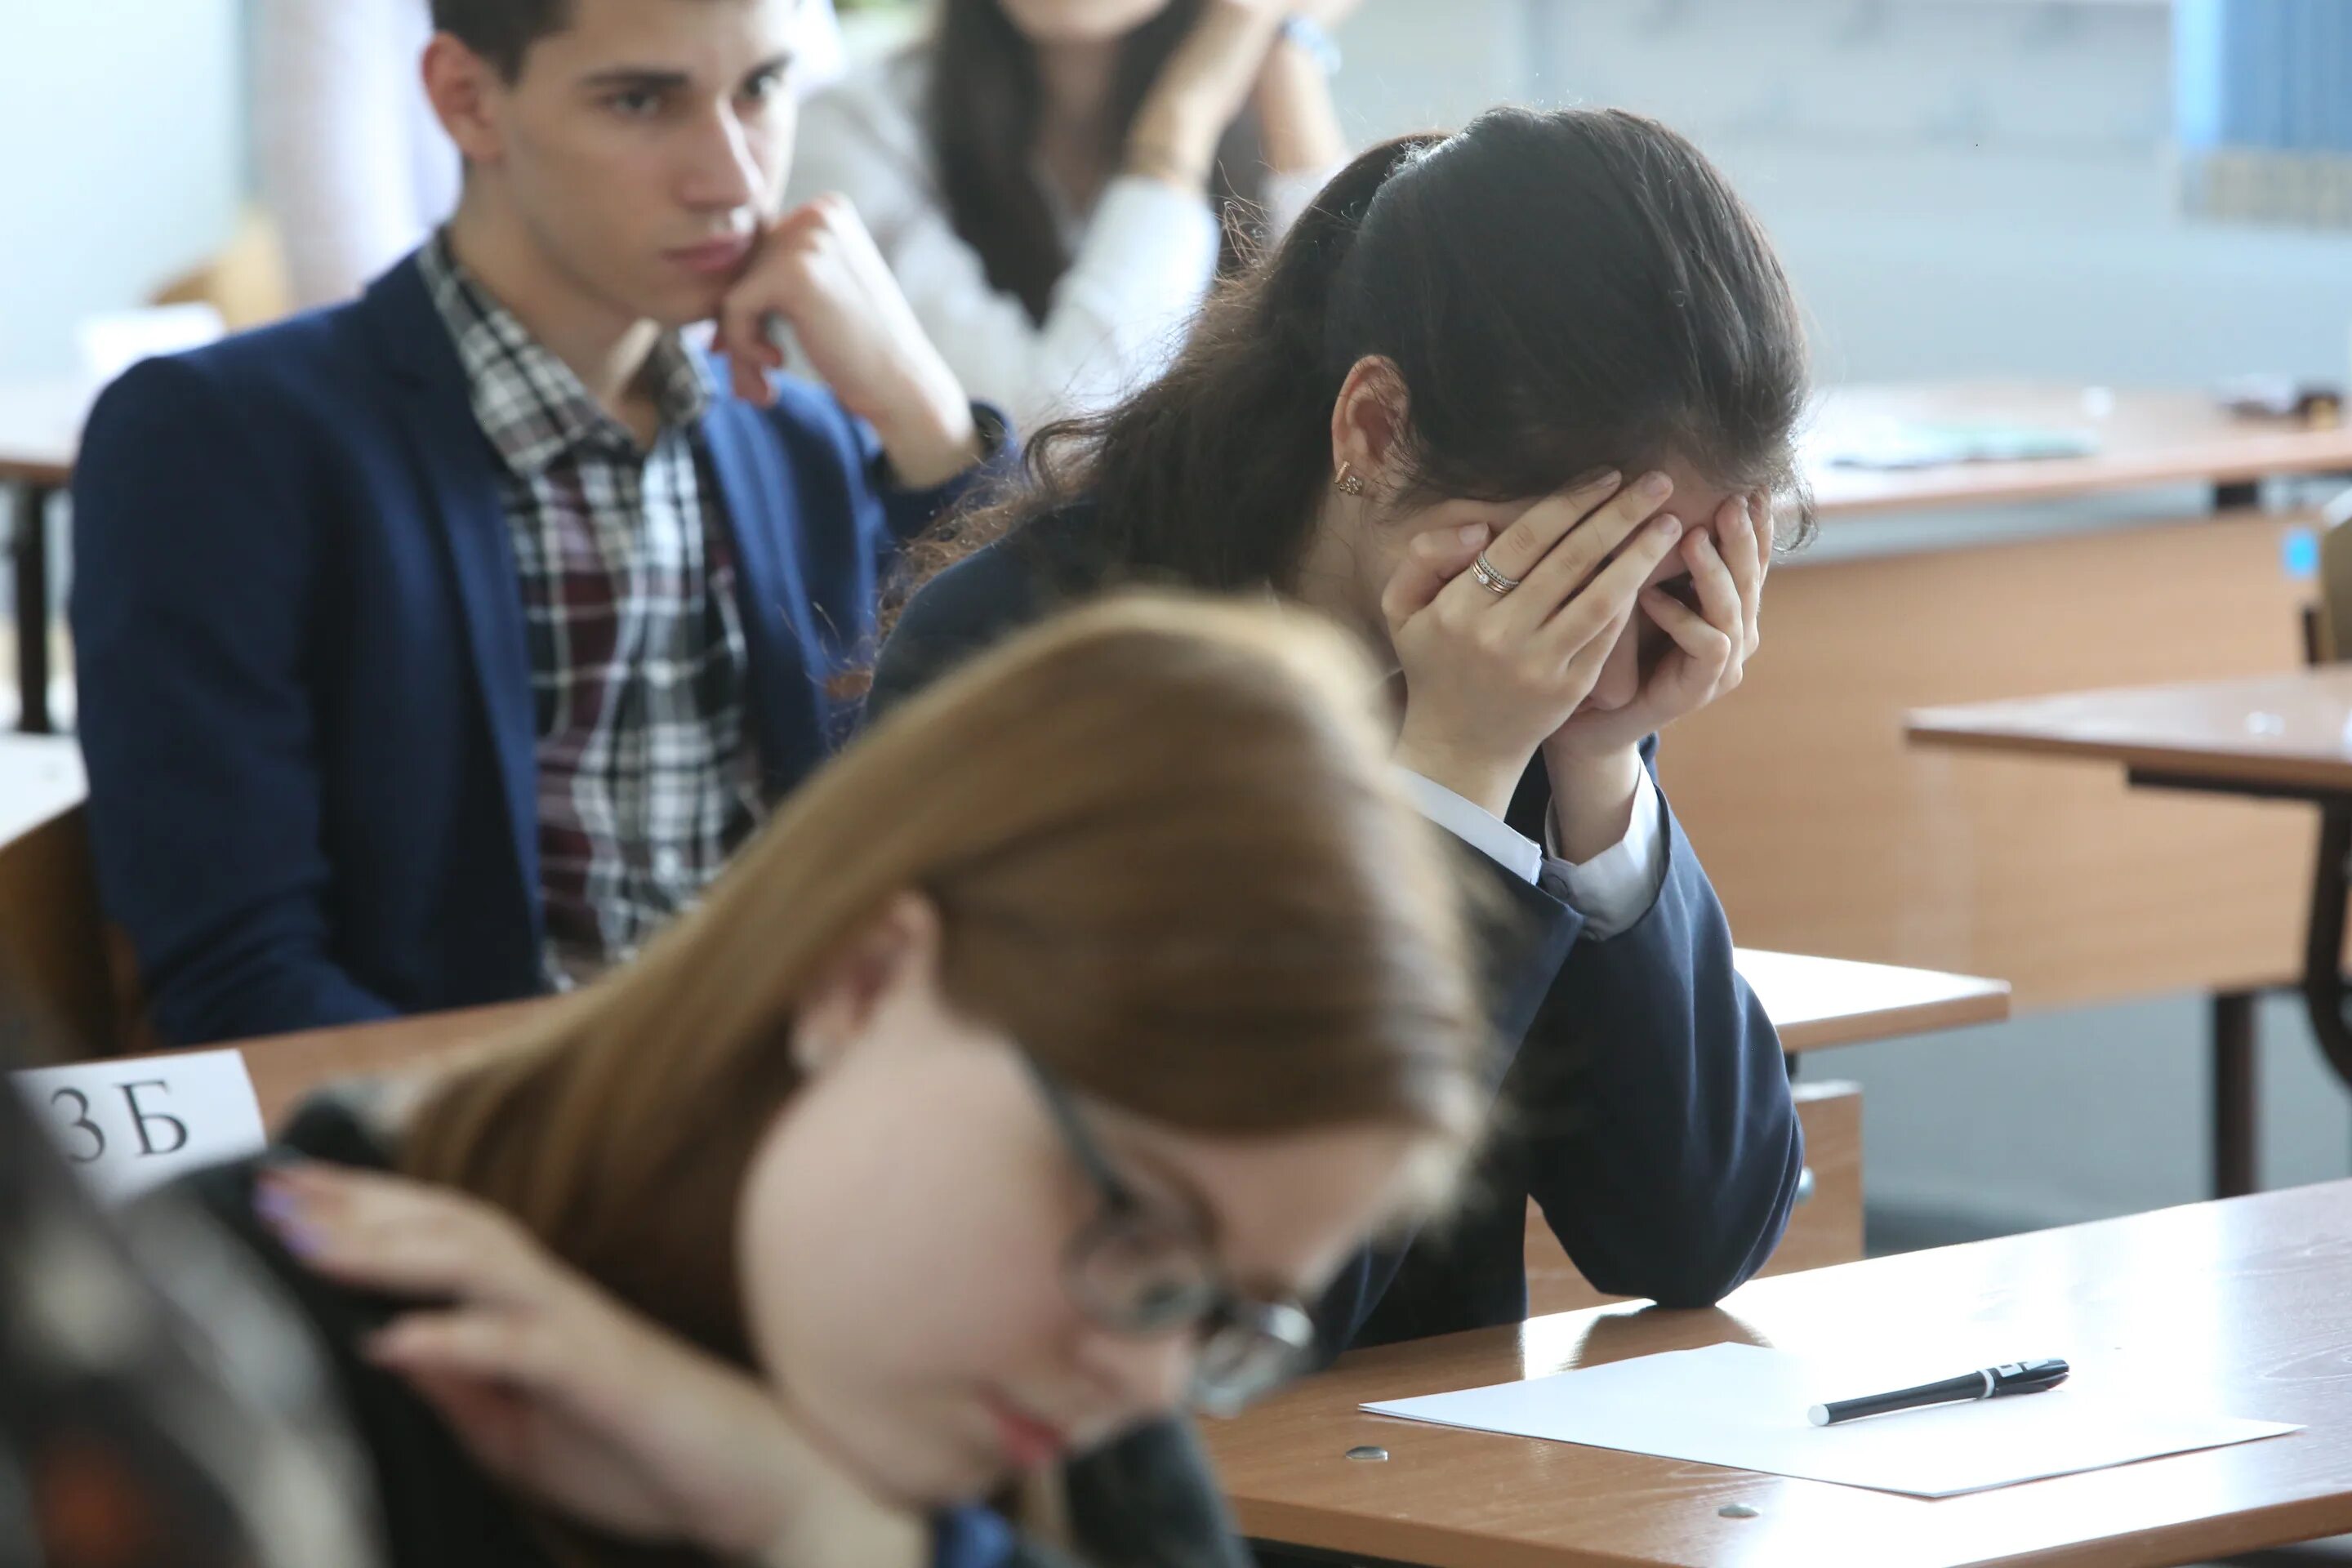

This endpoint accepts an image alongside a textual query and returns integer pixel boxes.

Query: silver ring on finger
[1472,552,1521,597]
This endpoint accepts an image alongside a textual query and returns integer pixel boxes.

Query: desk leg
[11,482,51,734]
[2212,991,2258,1199]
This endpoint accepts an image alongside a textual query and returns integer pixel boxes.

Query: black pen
[1806,1358,2071,1427]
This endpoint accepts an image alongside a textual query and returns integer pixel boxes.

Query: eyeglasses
[1022,1055,1319,1418]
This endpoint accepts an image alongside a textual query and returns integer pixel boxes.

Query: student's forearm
[1521,840,1803,1307]
[872,389,982,491]
[1543,741,1644,866]
[1254,36,1346,175]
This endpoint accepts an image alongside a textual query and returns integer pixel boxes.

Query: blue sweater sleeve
[773,381,1013,569]
[69,357,399,1045]
[875,402,1017,550]
[1512,786,1805,1307]
[1307,842,1579,1354]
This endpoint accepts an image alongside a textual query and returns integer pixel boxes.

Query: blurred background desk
[1664,381,2349,1225]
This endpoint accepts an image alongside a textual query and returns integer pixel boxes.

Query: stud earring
[1334,462,1368,497]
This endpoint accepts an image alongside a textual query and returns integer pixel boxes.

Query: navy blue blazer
[869,512,1805,1345]
[72,252,986,1047]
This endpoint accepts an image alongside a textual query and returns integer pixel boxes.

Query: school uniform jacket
[71,250,989,1046]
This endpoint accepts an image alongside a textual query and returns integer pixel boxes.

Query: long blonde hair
[403,594,1489,1374]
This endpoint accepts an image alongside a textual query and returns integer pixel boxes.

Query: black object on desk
[1808,1358,2070,1427]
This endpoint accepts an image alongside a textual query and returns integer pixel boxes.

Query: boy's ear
[423,31,509,169]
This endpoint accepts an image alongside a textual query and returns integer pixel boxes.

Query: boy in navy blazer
[72,0,1000,1045]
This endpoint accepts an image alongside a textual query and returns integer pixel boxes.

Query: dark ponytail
[896,107,1811,611]
[1068,134,1445,588]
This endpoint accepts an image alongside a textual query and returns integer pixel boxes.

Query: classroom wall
[1338,0,2352,389]
[0,1,245,381]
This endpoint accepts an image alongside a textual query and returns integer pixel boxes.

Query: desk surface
[1206,1181,2352,1568]
[0,380,90,489]
[1908,667,2352,797]
[1737,947,2007,1050]
[228,951,2005,1124]
[1808,383,2352,519]
[237,1000,541,1127]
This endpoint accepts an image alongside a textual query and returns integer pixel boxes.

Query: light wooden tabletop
[1908,667,2352,797]
[0,380,91,488]
[1808,383,2352,519]
[1736,947,2008,1051]
[235,1000,543,1128]
[1206,1180,2352,1568]
[223,951,2005,1126]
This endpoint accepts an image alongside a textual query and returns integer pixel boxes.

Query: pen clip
[1989,1358,2071,1395]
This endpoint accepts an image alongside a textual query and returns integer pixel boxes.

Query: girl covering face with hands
[873,106,1814,1358]
[185,595,1489,1568]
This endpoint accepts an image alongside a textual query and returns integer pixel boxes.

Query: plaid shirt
[421,236,764,988]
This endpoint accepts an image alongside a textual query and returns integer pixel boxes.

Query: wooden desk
[1909,669,2352,1197]
[1524,951,2006,1318]
[1690,387,2352,1203]
[0,380,93,735]
[1209,1180,2352,1568]
[224,954,2005,1127]
[1671,381,2344,1019]
[1909,668,2352,795]
[1738,947,2009,1054]
[1809,382,2352,520]
[236,1000,544,1128]
[1673,384,2347,1014]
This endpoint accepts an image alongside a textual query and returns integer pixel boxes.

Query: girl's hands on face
[255,1164,926,1568]
[1380,470,1685,817]
[1547,490,1774,759]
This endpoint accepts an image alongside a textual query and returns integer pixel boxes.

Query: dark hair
[903,107,1813,601]
[431,0,570,81]
[926,0,1269,323]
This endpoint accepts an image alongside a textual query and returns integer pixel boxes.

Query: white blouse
[784,51,1334,434]
[253,0,848,312]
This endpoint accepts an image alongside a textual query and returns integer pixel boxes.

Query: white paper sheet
[13,1050,269,1201]
[1362,1343,2299,1498]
